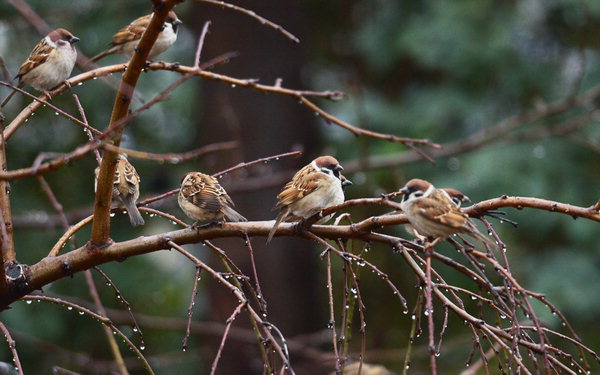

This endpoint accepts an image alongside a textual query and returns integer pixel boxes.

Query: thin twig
[243,234,267,314]
[182,266,201,351]
[212,151,302,177]
[210,301,247,375]
[0,322,24,375]
[194,21,212,68]
[102,141,238,163]
[21,295,154,374]
[84,270,130,375]
[196,0,300,43]
[0,81,102,135]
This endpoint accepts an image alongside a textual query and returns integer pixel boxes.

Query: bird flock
[1,11,492,249]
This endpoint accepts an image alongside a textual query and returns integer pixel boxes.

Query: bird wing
[110,15,149,47]
[182,174,222,213]
[416,190,470,229]
[274,165,321,209]
[119,158,140,196]
[16,39,52,79]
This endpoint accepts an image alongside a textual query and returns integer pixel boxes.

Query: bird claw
[41,90,53,101]
[293,221,308,235]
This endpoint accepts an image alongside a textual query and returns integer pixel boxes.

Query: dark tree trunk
[189,2,325,373]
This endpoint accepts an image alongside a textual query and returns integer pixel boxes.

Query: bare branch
[196,0,300,43]
[0,322,24,375]
[102,141,239,163]
[91,0,184,246]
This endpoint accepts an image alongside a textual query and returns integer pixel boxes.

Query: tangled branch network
[0,0,598,374]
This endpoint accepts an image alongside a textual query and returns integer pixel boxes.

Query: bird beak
[399,187,410,195]
[70,36,80,44]
[342,179,353,187]
[463,195,471,202]
[334,165,344,172]
[174,18,183,26]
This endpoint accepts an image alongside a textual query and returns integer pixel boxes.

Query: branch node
[86,239,114,251]
[61,260,74,278]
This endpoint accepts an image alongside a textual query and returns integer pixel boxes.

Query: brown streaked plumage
[91,11,181,62]
[267,155,349,242]
[1,28,79,107]
[95,154,144,227]
[442,188,470,207]
[404,187,470,240]
[399,179,494,248]
[178,172,246,226]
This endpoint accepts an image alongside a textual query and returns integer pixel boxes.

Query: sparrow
[403,187,470,241]
[95,154,145,227]
[399,179,494,248]
[178,172,246,226]
[267,155,349,242]
[442,188,470,207]
[90,11,182,62]
[1,28,79,107]
[340,174,353,190]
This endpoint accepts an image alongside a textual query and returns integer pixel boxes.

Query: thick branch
[90,0,182,246]
[0,124,14,271]
[2,193,599,308]
[465,196,600,221]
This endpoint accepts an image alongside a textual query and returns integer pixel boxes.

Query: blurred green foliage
[0,0,599,373]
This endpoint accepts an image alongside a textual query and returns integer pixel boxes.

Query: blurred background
[0,0,599,373]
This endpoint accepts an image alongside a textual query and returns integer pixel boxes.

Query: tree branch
[90,0,183,246]
[0,120,14,273]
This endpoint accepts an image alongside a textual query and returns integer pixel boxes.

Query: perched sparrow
[95,154,145,227]
[267,155,349,242]
[442,188,470,207]
[91,11,182,62]
[1,28,79,107]
[399,179,494,248]
[340,174,353,190]
[178,172,246,226]
[403,187,470,240]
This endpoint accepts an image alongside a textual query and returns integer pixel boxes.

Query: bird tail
[123,198,145,227]
[223,206,247,223]
[267,211,286,243]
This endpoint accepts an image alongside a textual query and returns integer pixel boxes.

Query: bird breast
[24,45,77,90]
[288,175,344,218]
[149,23,177,58]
